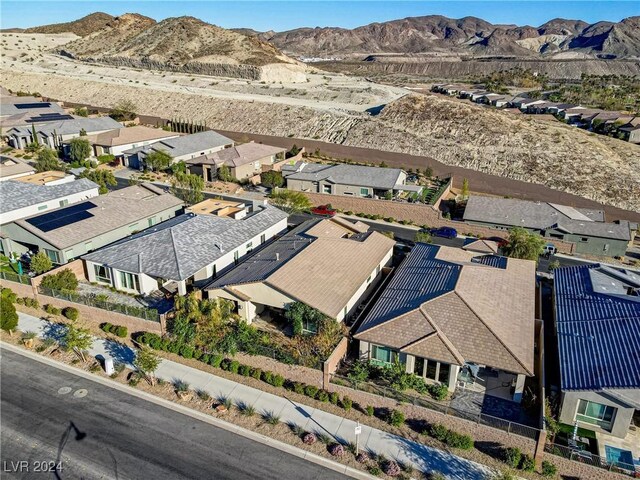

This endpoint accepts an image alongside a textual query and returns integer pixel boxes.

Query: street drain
[58,387,72,395]
[73,389,88,398]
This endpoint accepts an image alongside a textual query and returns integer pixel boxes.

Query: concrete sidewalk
[16,312,492,480]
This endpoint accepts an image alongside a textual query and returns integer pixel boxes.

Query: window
[576,399,615,429]
[438,363,451,384]
[425,361,438,380]
[59,199,69,208]
[38,205,47,211]
[360,187,369,196]
[580,237,589,242]
[322,185,332,194]
[246,242,253,253]
[94,264,111,284]
[302,317,318,334]
[371,345,397,364]
[44,249,60,264]
[260,234,266,244]
[119,271,140,292]
[367,275,372,283]
[234,250,239,264]
[414,357,425,376]
[148,217,156,227]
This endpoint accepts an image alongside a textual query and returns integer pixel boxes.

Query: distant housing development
[554,265,640,440]
[355,243,536,402]
[463,196,635,257]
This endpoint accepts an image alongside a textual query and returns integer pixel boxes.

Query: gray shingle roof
[7,116,122,137]
[283,163,404,190]
[461,196,630,239]
[125,131,233,158]
[0,178,99,214]
[83,205,288,281]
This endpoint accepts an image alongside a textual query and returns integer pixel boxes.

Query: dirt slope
[24,12,115,37]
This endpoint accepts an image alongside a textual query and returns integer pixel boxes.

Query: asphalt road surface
[0,348,346,480]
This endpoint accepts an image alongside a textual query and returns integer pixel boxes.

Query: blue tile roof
[357,243,461,332]
[471,254,507,269]
[554,265,640,391]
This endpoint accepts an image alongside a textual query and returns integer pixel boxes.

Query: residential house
[354,243,536,402]
[546,103,578,115]
[0,95,65,121]
[0,157,35,181]
[186,198,247,219]
[518,99,547,111]
[14,171,76,186]
[186,142,286,181]
[123,130,234,169]
[0,178,99,226]
[1,184,183,265]
[476,94,510,108]
[561,107,595,124]
[618,124,640,144]
[4,116,123,150]
[554,265,640,442]
[83,203,287,296]
[70,126,180,160]
[463,195,634,257]
[206,217,395,324]
[282,162,406,198]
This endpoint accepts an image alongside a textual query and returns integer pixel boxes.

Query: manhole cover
[73,389,88,398]
[58,387,72,395]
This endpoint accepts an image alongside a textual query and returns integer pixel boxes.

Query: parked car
[310,205,337,217]
[542,243,557,256]
[429,227,458,239]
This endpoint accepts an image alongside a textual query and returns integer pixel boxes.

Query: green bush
[304,385,319,398]
[428,384,449,401]
[341,396,353,412]
[239,364,251,376]
[209,355,223,368]
[115,326,128,338]
[40,269,78,291]
[101,322,113,333]
[262,371,274,384]
[180,345,194,359]
[201,354,210,364]
[62,307,79,320]
[317,390,329,402]
[445,431,473,450]
[193,349,203,360]
[429,424,449,442]
[293,382,305,395]
[366,405,374,416]
[504,447,522,469]
[229,360,240,374]
[520,454,535,472]
[388,409,405,427]
[22,297,39,309]
[251,368,262,380]
[272,374,285,388]
[329,392,339,405]
[541,460,557,477]
[43,304,60,315]
[167,341,180,354]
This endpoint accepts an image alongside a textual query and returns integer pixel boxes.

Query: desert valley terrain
[2,12,639,212]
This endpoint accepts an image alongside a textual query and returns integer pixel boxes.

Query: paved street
[0,348,347,480]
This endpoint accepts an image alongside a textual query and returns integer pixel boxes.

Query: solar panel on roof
[25,114,74,123]
[14,103,52,109]
[26,202,96,232]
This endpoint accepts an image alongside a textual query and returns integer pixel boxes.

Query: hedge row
[100,322,128,338]
[426,423,474,450]
[134,332,355,410]
[16,297,39,309]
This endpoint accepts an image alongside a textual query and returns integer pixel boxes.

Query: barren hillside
[24,12,114,37]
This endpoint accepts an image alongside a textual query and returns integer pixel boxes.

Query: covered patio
[456,365,526,402]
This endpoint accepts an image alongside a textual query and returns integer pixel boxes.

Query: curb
[0,341,375,480]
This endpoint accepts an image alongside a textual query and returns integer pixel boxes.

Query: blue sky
[2,1,639,31]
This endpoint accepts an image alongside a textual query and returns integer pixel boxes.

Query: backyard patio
[77,282,174,314]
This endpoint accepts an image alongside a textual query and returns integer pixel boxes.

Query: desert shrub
[22,297,39,309]
[193,349,203,360]
[197,390,211,401]
[504,447,522,469]
[317,390,329,402]
[229,360,240,374]
[174,380,189,392]
[329,392,339,405]
[520,454,535,472]
[201,354,210,364]
[429,424,449,442]
[101,322,113,333]
[167,341,180,354]
[383,461,401,477]
[387,409,405,427]
[356,452,370,463]
[239,364,251,376]
[445,431,473,450]
[251,368,262,380]
[366,405,374,416]
[304,385,319,398]
[367,465,382,476]
[44,304,61,315]
[303,432,317,445]
[541,460,557,477]
[272,374,285,387]
[261,371,274,384]
[341,396,353,411]
[328,444,345,457]
[428,383,449,401]
[62,307,79,320]
[293,382,305,395]
[40,269,78,291]
[115,326,128,338]
[179,344,194,359]
[209,354,223,368]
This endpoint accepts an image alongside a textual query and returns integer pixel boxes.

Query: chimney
[276,252,280,261]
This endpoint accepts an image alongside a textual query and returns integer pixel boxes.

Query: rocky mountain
[257,15,640,59]
[24,12,114,37]
[52,14,307,82]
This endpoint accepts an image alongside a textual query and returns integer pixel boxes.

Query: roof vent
[276,252,280,261]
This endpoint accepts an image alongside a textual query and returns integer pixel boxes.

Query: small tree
[40,269,79,291]
[30,251,53,275]
[109,100,137,121]
[73,107,88,117]
[35,148,64,172]
[260,170,284,188]
[134,345,160,386]
[79,169,117,194]
[69,137,92,163]
[216,164,236,183]
[415,231,432,244]
[424,166,433,178]
[503,227,546,262]
[269,190,312,214]
[0,295,19,336]
[79,128,87,137]
[144,150,173,171]
[63,320,92,362]
[285,302,326,336]
[170,172,204,205]
[461,178,469,199]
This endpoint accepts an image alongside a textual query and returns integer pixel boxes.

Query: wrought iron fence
[545,442,639,477]
[38,287,160,322]
[331,374,540,440]
[0,270,32,285]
